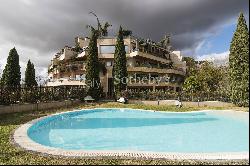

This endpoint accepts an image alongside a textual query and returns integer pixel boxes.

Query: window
[100,45,115,54]
[100,45,129,54]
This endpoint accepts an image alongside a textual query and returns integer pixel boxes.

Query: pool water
[28,109,249,153]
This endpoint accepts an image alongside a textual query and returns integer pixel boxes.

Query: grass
[0,102,249,165]
[80,102,249,112]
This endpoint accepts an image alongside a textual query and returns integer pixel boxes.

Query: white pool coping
[13,108,249,160]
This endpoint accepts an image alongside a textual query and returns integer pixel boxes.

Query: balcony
[53,62,86,73]
[130,51,170,64]
[98,53,131,59]
[127,66,185,76]
[47,79,86,87]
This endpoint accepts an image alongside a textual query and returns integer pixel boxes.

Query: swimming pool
[14,108,249,159]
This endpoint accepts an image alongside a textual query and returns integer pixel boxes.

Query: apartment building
[47,35,186,96]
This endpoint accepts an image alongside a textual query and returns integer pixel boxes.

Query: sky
[0,0,249,79]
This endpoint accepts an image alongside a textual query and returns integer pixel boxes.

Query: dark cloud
[0,0,249,70]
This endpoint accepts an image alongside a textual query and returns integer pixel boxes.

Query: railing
[134,62,170,69]
[0,86,86,105]
[127,89,231,102]
[138,47,167,59]
[129,36,170,59]
[0,86,230,105]
[49,63,86,74]
[130,51,170,64]
[127,67,186,76]
[46,79,86,86]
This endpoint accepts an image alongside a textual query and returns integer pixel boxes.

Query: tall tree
[199,62,222,94]
[113,26,128,98]
[229,12,249,107]
[88,12,112,37]
[101,22,112,36]
[0,48,21,88]
[217,66,231,102]
[183,57,198,77]
[85,13,112,100]
[85,27,102,100]
[25,60,38,87]
[183,60,226,101]
[183,75,201,101]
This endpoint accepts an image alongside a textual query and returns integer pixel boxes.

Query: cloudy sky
[0,0,249,79]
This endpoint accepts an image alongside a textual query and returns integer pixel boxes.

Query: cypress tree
[25,60,38,87]
[85,28,102,100]
[0,69,5,86]
[229,12,249,107]
[85,13,112,100]
[113,26,128,98]
[0,48,21,88]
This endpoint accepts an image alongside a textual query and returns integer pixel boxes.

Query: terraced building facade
[47,35,186,97]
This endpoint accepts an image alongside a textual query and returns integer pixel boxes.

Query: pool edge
[12,109,249,160]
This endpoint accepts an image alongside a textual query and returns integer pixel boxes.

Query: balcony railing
[127,66,185,76]
[138,47,168,59]
[47,79,86,86]
[48,62,86,74]
[130,51,170,64]
[134,62,171,70]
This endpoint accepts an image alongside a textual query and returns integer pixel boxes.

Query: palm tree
[87,12,112,37]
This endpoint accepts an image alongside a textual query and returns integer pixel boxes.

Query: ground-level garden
[0,102,248,165]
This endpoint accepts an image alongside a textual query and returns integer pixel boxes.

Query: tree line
[0,48,37,88]
[183,13,249,107]
[0,13,129,102]
[0,12,248,107]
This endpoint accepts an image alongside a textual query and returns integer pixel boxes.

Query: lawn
[0,102,249,165]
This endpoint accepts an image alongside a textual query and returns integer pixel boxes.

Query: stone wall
[0,100,82,115]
